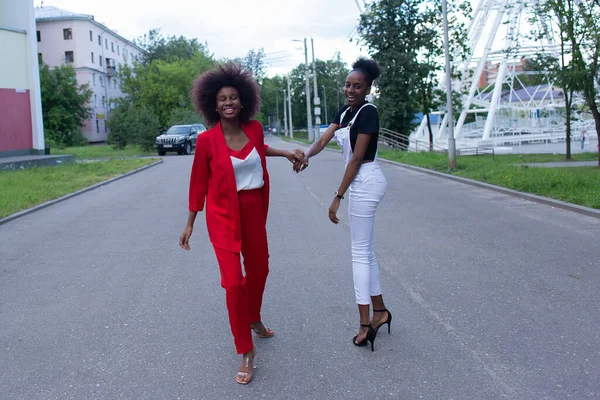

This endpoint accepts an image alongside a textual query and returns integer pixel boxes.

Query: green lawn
[378,150,600,209]
[0,158,159,219]
[52,144,155,159]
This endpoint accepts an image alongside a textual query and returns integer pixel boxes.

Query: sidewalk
[526,160,598,168]
[0,154,75,170]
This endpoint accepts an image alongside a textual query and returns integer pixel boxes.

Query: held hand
[288,148,309,173]
[328,197,341,224]
[179,225,193,250]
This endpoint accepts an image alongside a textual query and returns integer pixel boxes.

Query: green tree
[39,63,92,147]
[285,59,349,131]
[107,100,161,151]
[119,49,214,130]
[234,48,267,84]
[532,0,600,166]
[357,0,470,144]
[135,29,209,64]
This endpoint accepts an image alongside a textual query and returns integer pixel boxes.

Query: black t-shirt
[332,102,379,161]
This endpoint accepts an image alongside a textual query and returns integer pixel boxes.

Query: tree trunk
[426,114,433,151]
[587,98,600,168]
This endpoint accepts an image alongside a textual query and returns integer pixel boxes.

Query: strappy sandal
[251,321,274,338]
[372,308,393,335]
[236,347,256,385]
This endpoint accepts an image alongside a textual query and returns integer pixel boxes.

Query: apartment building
[35,6,144,142]
[0,0,45,156]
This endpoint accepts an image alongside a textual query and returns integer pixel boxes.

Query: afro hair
[191,62,261,126]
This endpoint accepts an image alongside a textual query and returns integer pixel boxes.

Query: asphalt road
[1,137,599,400]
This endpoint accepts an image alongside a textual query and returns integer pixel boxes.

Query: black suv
[155,124,206,156]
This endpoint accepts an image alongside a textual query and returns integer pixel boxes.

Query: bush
[107,103,133,149]
[107,103,160,151]
[134,107,161,151]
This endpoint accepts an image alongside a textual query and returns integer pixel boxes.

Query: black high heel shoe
[353,324,377,352]
[373,309,392,335]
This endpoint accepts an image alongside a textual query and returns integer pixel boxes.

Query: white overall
[334,103,388,305]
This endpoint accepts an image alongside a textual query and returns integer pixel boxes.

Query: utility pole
[275,89,280,134]
[283,89,288,136]
[442,0,456,169]
[287,74,294,139]
[322,84,328,124]
[303,38,313,142]
[311,38,321,140]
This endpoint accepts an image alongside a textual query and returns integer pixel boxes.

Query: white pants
[348,162,387,305]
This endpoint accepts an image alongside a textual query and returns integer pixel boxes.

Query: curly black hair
[352,58,382,87]
[191,62,261,126]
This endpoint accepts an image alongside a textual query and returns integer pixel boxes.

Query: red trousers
[213,189,269,354]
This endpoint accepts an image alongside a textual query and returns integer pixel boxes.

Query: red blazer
[189,120,270,253]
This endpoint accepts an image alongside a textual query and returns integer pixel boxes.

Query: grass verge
[0,158,159,219]
[51,145,155,159]
[378,150,600,209]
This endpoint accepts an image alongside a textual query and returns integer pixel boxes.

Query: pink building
[0,0,45,156]
[35,6,144,142]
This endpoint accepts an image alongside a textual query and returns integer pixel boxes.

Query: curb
[0,159,164,226]
[283,139,600,220]
[377,158,600,220]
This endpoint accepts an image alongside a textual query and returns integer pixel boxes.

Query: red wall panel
[0,88,33,152]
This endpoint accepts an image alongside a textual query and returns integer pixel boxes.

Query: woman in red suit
[179,62,305,384]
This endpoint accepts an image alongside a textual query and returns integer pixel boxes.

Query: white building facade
[35,6,144,142]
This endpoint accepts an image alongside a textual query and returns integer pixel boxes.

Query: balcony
[106,65,116,77]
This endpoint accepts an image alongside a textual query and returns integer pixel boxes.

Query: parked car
[155,124,206,156]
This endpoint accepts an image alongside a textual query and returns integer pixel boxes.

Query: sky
[36,0,373,76]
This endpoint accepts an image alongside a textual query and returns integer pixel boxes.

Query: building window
[98,34,101,45]
[117,45,120,55]
[37,31,41,42]
[99,76,104,87]
[111,42,115,52]
[101,96,106,108]
[92,73,96,86]
[105,38,108,49]
[114,79,118,89]
[105,122,108,133]
[64,51,74,63]
[89,30,93,41]
[96,120,100,133]
[38,53,43,64]
[91,52,94,63]
[63,28,72,40]
[99,56,103,67]
[94,94,97,107]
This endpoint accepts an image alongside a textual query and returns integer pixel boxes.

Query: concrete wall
[0,0,45,155]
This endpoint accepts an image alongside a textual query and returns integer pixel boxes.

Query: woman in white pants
[296,58,391,351]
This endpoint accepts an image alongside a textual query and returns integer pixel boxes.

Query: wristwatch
[335,191,344,200]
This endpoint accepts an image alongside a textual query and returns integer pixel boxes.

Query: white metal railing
[380,128,448,152]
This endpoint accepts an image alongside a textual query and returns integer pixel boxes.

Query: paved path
[527,160,598,168]
[1,138,599,400]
